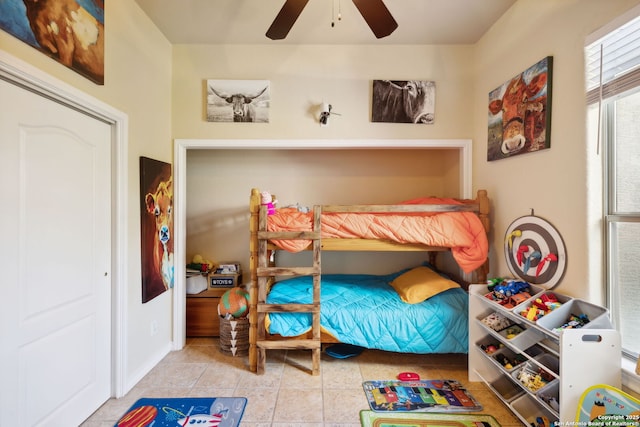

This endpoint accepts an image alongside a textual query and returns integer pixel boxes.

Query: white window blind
[586,14,640,104]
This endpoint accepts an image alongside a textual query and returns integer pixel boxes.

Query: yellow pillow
[390,266,460,304]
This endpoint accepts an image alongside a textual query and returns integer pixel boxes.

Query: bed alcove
[172,139,474,350]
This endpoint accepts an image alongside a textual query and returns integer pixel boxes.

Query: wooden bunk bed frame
[248,188,491,374]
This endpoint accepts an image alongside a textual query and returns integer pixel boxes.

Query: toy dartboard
[504,215,567,289]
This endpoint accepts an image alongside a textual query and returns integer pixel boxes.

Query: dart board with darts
[503,215,567,289]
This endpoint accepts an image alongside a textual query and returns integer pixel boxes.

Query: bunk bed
[248,188,491,374]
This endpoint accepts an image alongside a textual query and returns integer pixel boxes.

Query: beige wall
[0,0,173,391]
[473,0,640,302]
[173,44,474,139]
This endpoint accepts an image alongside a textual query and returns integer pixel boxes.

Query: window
[586,14,640,359]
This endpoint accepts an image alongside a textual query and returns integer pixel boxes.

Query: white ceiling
[134,0,517,45]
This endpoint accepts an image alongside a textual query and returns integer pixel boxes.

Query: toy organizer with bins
[468,284,621,425]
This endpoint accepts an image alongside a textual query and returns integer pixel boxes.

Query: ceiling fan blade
[266,0,310,40]
[352,0,398,39]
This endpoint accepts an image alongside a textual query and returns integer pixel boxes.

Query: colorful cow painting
[487,56,553,161]
[140,157,174,303]
[0,0,104,85]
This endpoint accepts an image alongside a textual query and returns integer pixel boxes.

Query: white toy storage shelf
[468,284,621,425]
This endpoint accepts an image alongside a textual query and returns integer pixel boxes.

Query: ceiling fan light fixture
[266,0,397,40]
[266,0,310,40]
[351,0,398,39]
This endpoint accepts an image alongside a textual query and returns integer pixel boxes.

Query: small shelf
[511,393,559,426]
[469,284,621,423]
[475,318,543,353]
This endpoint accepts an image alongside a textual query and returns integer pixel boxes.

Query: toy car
[493,280,530,297]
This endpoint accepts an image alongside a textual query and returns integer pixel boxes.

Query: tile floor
[81,337,525,426]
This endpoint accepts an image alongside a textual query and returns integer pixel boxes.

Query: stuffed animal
[285,203,310,213]
[260,191,277,215]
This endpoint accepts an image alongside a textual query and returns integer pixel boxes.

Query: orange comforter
[267,197,488,273]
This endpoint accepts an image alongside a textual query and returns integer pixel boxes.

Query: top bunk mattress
[267,197,488,273]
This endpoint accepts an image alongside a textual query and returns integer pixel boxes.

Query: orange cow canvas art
[140,157,174,303]
[0,0,105,85]
[487,56,553,161]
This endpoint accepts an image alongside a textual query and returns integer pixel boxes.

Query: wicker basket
[219,316,249,356]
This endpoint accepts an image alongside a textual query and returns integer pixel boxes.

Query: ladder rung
[258,231,321,240]
[256,339,321,350]
[257,266,319,277]
[258,303,320,313]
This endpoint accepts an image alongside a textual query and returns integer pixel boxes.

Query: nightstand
[186,288,227,337]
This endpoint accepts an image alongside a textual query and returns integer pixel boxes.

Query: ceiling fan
[266,0,398,40]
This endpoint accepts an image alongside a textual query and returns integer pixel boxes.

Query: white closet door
[0,78,112,427]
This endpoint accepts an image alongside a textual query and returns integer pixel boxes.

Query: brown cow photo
[140,157,174,303]
[372,80,435,124]
[487,56,553,161]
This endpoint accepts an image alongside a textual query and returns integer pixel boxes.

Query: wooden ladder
[254,204,322,375]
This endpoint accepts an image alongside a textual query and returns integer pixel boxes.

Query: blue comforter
[266,271,469,353]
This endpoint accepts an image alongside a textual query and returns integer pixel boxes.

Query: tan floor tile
[161,344,219,363]
[234,387,278,423]
[237,363,284,389]
[137,386,194,397]
[281,362,324,389]
[195,363,244,389]
[188,386,236,397]
[137,362,208,388]
[323,388,369,424]
[322,359,363,389]
[283,349,324,375]
[273,388,324,422]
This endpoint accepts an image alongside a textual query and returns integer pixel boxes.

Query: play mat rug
[114,397,247,427]
[360,410,501,427]
[576,384,640,426]
[362,380,483,412]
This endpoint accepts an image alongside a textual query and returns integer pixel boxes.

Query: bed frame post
[476,189,490,283]
[248,188,261,372]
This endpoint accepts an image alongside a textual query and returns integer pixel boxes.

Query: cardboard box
[208,271,242,288]
[215,262,241,274]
